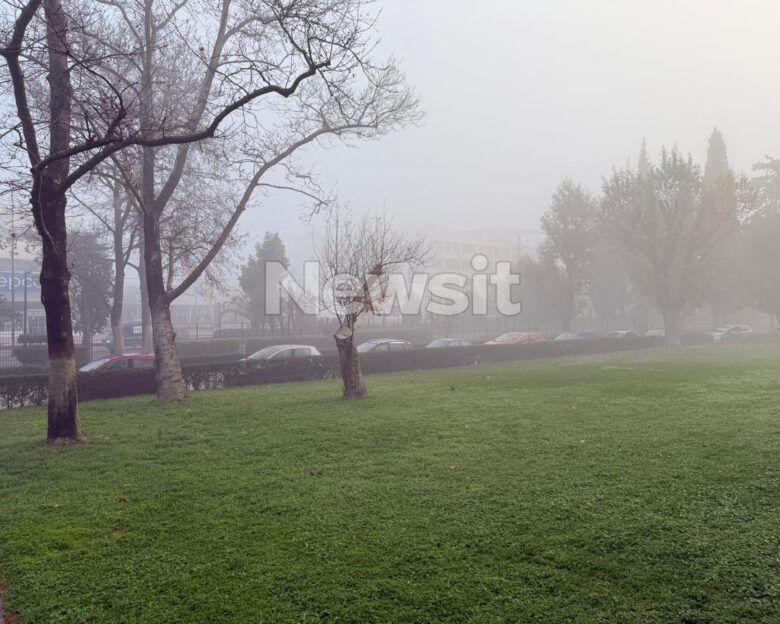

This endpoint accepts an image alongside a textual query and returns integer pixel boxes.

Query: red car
[79,353,155,372]
[484,332,546,346]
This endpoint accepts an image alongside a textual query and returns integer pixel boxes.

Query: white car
[706,325,754,343]
[244,344,321,361]
[356,339,412,353]
[425,339,472,348]
[606,330,639,338]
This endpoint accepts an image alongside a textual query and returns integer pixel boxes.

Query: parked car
[356,339,413,353]
[484,332,546,346]
[645,329,665,337]
[425,339,472,348]
[554,331,596,341]
[243,344,322,361]
[706,325,754,343]
[103,320,144,353]
[79,353,155,372]
[606,330,639,338]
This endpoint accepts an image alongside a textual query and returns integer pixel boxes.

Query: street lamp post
[10,230,16,348]
[23,271,29,335]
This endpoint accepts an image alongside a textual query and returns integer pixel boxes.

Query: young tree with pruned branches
[318,208,428,399]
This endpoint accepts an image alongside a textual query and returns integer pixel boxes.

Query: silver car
[244,344,322,361]
[425,339,472,348]
[706,325,754,343]
[357,339,412,353]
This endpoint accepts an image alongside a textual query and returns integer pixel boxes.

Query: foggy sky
[229,1,780,260]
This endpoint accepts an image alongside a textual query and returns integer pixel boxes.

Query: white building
[427,227,542,275]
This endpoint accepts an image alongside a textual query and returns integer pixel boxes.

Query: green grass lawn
[1,345,779,623]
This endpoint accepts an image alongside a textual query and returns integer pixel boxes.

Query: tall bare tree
[71,164,139,353]
[1,0,419,438]
[105,0,420,400]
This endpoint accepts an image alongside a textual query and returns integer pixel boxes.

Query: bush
[212,327,255,340]
[0,336,661,408]
[0,373,48,408]
[17,333,48,345]
[180,353,244,367]
[12,345,90,368]
[228,357,338,387]
[175,339,241,360]
[78,369,157,401]
[357,346,481,374]
[0,366,47,377]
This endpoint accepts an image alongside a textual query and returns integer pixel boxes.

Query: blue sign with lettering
[0,272,41,296]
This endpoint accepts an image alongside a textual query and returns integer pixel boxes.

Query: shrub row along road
[0,344,778,623]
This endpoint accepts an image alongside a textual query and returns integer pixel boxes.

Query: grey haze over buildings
[250,0,780,265]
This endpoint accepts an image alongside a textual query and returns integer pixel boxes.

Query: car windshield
[713,327,730,333]
[248,346,284,360]
[494,333,520,343]
[79,357,111,372]
[427,340,449,347]
[357,342,378,353]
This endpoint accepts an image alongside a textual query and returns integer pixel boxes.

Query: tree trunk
[38,187,80,443]
[137,48,185,399]
[80,291,92,357]
[150,300,187,400]
[662,307,682,347]
[110,182,125,354]
[138,241,153,354]
[110,310,124,354]
[334,325,366,399]
[137,8,181,399]
[143,208,187,401]
[40,0,79,443]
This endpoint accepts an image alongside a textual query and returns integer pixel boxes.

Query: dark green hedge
[12,345,90,368]
[0,373,49,409]
[175,339,241,359]
[17,333,48,345]
[179,353,244,367]
[0,337,660,408]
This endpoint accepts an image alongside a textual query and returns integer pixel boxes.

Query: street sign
[0,272,41,296]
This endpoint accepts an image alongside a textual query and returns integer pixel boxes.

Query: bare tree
[318,208,428,399]
[70,163,139,353]
[104,0,420,401]
[0,0,419,438]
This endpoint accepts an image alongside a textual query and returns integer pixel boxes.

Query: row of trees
[527,130,779,345]
[1,0,420,442]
